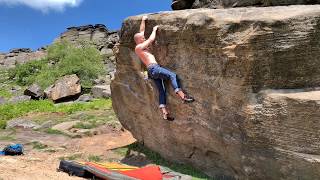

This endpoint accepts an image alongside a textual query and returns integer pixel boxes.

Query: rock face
[45,74,81,101]
[112,6,320,179]
[91,85,111,98]
[172,0,320,9]
[24,83,43,100]
[172,0,195,10]
[0,48,47,69]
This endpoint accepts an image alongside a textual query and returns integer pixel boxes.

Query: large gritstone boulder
[111,5,320,180]
[172,0,320,9]
[45,74,81,102]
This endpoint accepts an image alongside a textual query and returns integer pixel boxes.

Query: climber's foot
[183,94,195,103]
[163,113,175,121]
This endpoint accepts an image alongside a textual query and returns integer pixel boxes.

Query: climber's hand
[142,16,148,21]
[153,25,159,31]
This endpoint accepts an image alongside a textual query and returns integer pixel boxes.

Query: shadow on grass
[117,142,212,180]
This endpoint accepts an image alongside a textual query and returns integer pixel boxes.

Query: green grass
[88,155,102,162]
[0,89,12,99]
[45,128,65,135]
[0,135,16,141]
[0,120,7,129]
[73,122,97,129]
[72,109,118,130]
[113,147,129,157]
[0,99,112,121]
[44,148,58,153]
[28,141,48,150]
[59,153,83,161]
[123,142,211,180]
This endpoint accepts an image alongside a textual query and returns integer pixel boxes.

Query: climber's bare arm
[137,26,159,50]
[140,16,148,35]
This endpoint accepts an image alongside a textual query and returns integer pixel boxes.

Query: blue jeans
[147,64,181,108]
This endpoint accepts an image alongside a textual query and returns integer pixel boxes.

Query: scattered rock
[24,83,43,100]
[100,48,114,57]
[39,121,55,129]
[45,74,81,102]
[94,75,112,85]
[91,85,111,98]
[6,119,40,129]
[52,121,80,132]
[0,97,6,105]
[8,95,31,103]
[76,94,93,102]
[9,86,21,94]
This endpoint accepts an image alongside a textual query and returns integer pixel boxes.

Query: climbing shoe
[163,114,175,121]
[183,95,195,103]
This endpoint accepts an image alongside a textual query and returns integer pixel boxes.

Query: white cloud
[0,0,83,12]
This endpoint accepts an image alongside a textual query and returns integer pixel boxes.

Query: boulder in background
[45,74,81,102]
[24,83,43,100]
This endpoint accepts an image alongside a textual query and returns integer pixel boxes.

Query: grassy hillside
[8,41,105,89]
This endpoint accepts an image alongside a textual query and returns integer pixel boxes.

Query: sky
[0,0,172,52]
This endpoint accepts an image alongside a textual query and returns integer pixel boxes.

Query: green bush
[8,59,48,86]
[9,41,105,88]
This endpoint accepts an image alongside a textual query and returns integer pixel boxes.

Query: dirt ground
[0,127,136,180]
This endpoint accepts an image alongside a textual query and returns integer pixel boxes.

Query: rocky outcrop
[8,95,31,103]
[112,5,320,179]
[24,84,43,100]
[6,118,40,129]
[76,94,93,102]
[172,0,320,9]
[45,74,81,101]
[91,85,111,98]
[0,24,119,80]
[172,0,195,10]
[54,24,119,76]
[0,48,47,69]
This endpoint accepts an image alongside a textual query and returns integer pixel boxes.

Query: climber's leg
[153,79,174,121]
[155,66,195,103]
[148,64,194,105]
[157,67,181,93]
[153,78,166,108]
